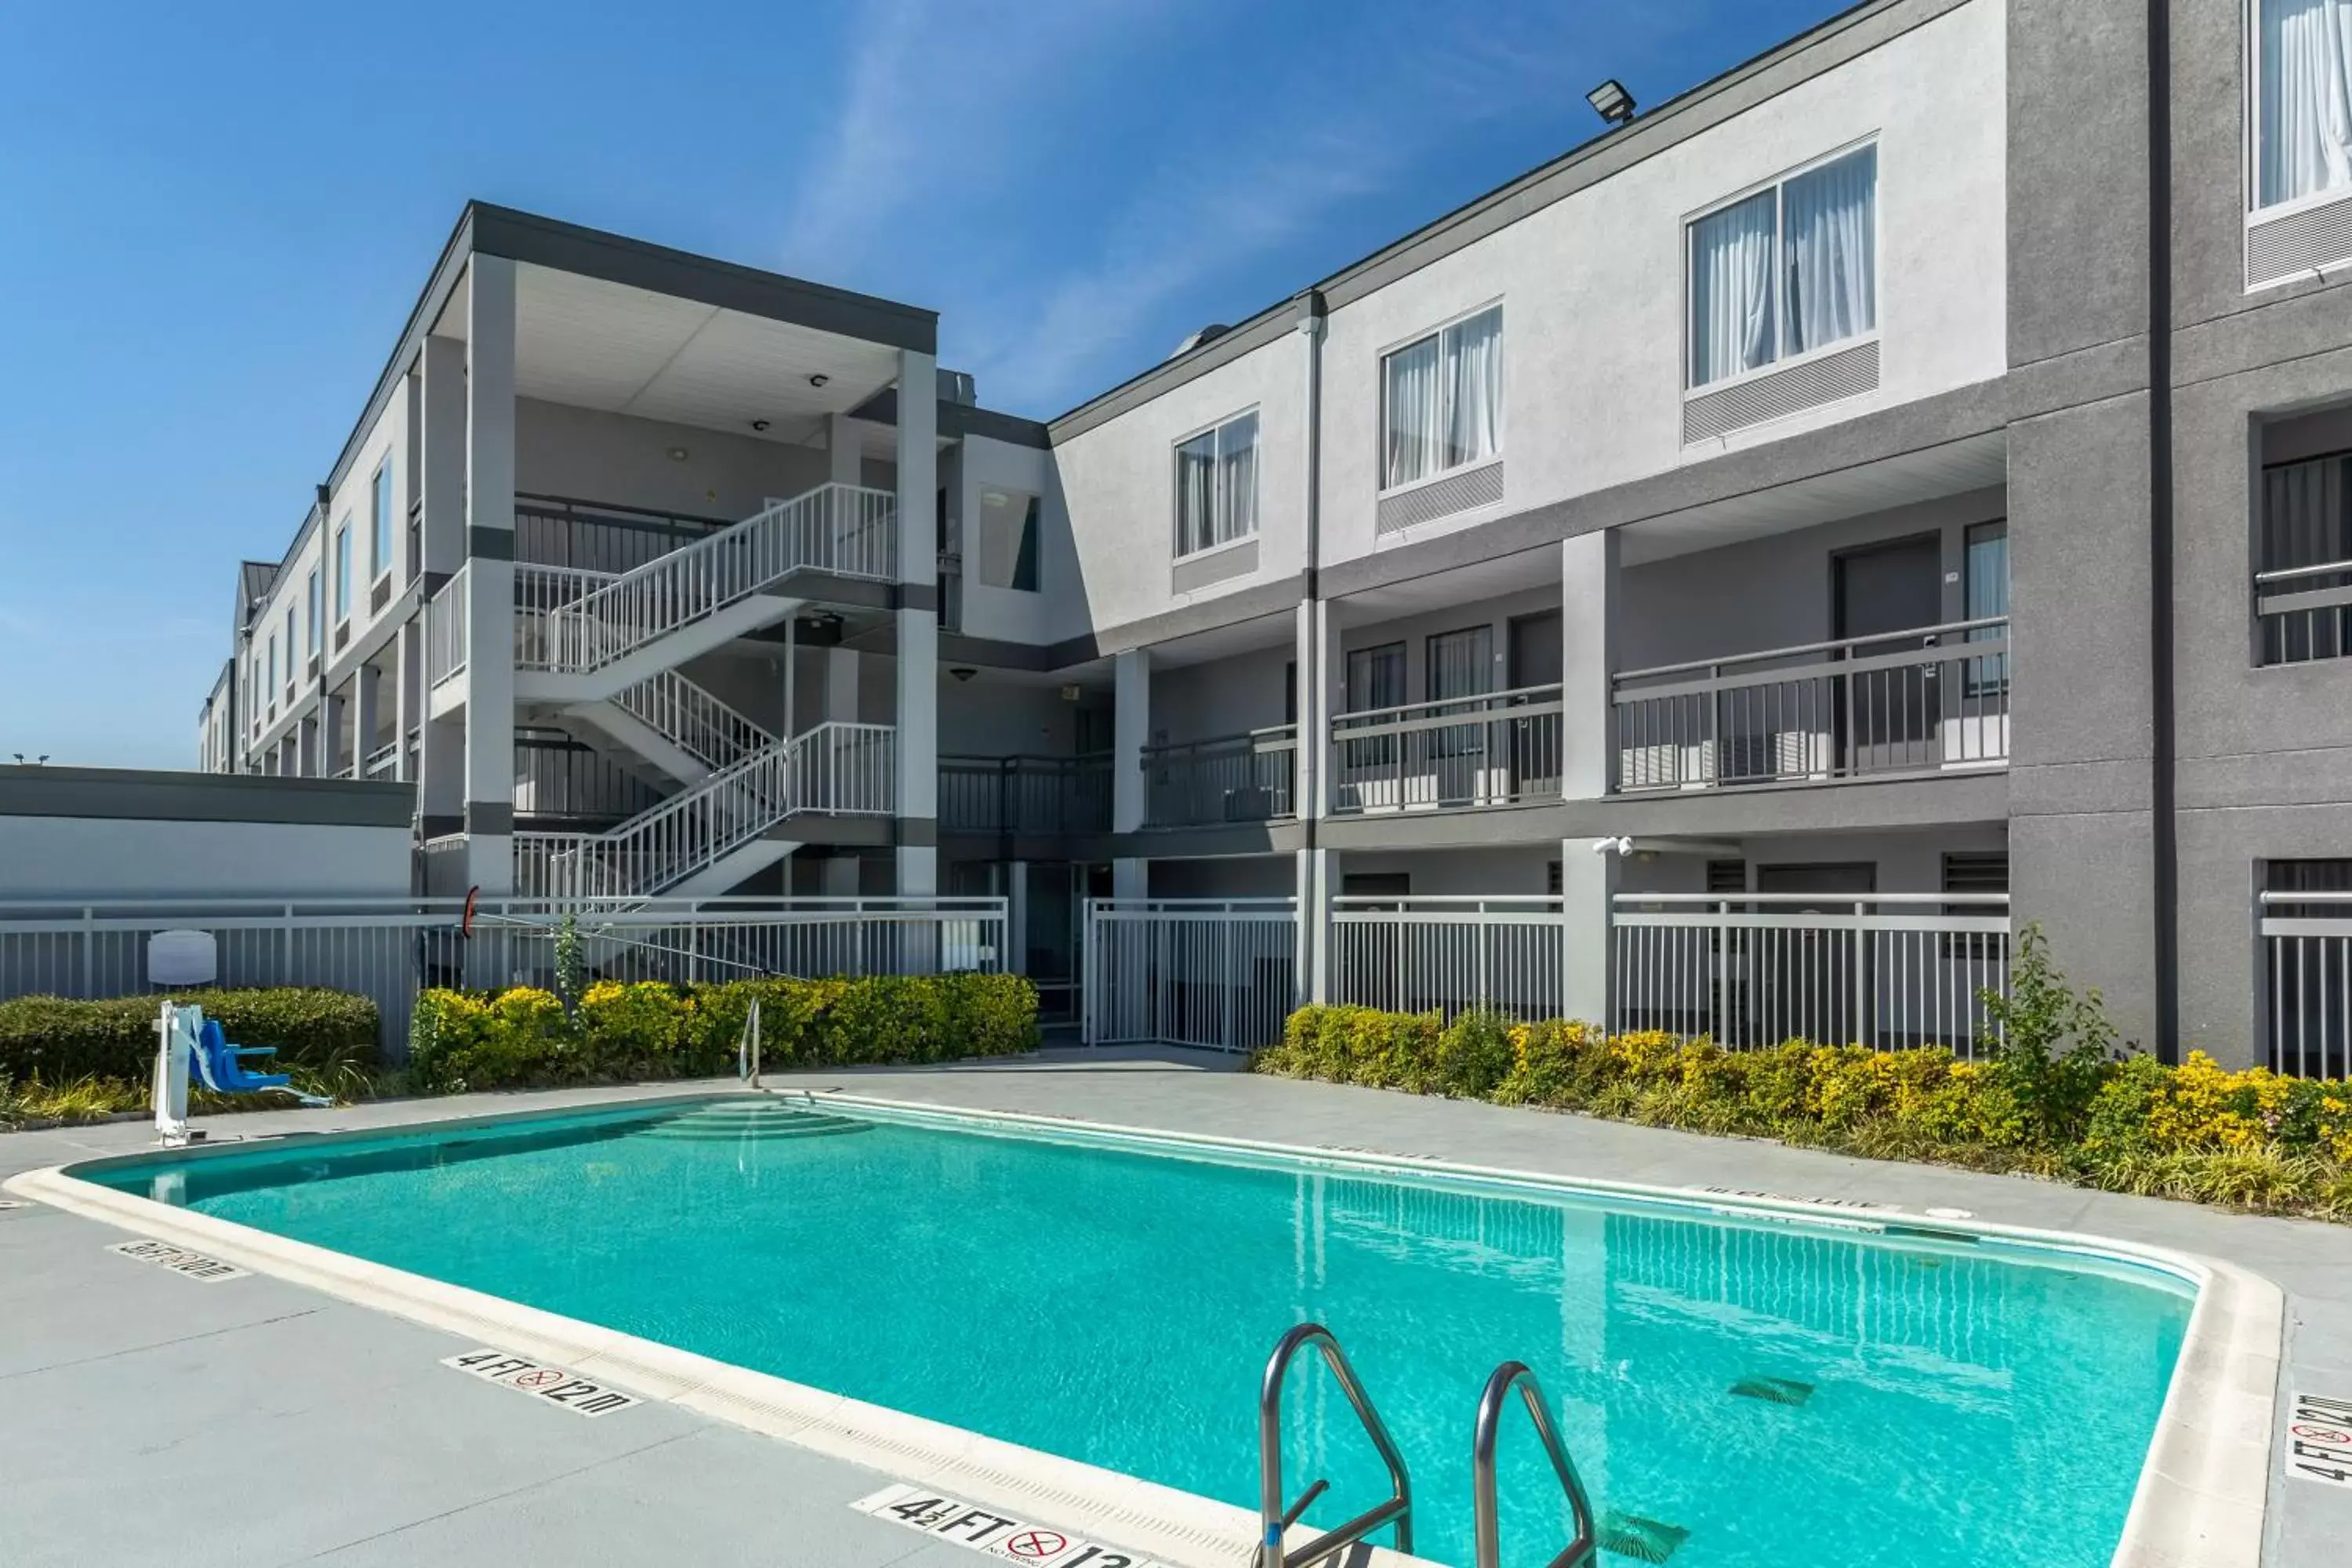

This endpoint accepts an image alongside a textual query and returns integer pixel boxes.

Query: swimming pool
[71,1096,2194,1568]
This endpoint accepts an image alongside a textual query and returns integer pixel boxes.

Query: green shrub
[1254,944,2352,1222]
[0,988,379,1083]
[409,971,1040,1094]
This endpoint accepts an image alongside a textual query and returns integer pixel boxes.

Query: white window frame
[1171,406,1261,563]
[2245,0,2352,224]
[307,567,321,656]
[1377,299,1505,497]
[371,460,394,586]
[333,519,353,626]
[1682,136,1882,398]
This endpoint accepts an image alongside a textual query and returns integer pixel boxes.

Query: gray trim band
[895,818,939,849]
[0,768,416,829]
[466,528,515,561]
[898,584,940,613]
[419,814,463,839]
[463,802,514,835]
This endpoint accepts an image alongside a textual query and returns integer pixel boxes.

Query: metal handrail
[1330,681,1563,735]
[1472,1363,1597,1568]
[2255,555,2352,584]
[1256,1323,1413,1568]
[1139,724,1299,762]
[1610,614,2009,686]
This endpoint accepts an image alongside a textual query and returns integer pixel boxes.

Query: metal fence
[1610,893,2011,1054]
[1081,898,1298,1053]
[1328,896,1567,1022]
[2261,891,2352,1078]
[514,495,728,578]
[1142,728,1298,826]
[1610,617,2009,791]
[1329,684,1562,816]
[426,564,470,690]
[0,895,1007,1065]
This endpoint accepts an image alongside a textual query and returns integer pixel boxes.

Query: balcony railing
[939,753,1112,836]
[1143,727,1297,827]
[515,495,729,577]
[2256,557,2352,665]
[2261,889,2352,1078]
[1610,616,2008,793]
[362,739,399,780]
[426,564,469,689]
[1329,686,1559,817]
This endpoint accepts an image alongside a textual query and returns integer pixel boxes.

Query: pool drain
[1729,1375,1815,1406]
[1597,1511,1689,1563]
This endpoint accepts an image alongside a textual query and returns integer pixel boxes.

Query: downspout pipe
[2148,0,2179,1063]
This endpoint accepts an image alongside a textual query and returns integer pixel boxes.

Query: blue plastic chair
[189,1018,292,1095]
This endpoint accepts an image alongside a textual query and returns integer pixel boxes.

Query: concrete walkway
[3,1051,2348,1566]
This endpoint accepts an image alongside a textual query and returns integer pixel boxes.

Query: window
[976,487,1041,592]
[1381,305,1501,489]
[1174,410,1258,557]
[372,463,394,581]
[333,520,352,622]
[1688,144,1877,389]
[307,568,321,656]
[266,634,278,699]
[2258,449,2352,662]
[1964,521,2009,695]
[1345,641,1406,713]
[284,609,296,689]
[2255,0,2352,211]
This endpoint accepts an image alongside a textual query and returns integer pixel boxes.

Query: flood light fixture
[1586,79,1635,125]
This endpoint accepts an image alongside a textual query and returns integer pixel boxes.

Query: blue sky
[0,0,1844,769]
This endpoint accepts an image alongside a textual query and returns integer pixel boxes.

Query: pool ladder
[1256,1323,1598,1568]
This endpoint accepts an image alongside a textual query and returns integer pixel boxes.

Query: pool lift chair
[152,1000,330,1148]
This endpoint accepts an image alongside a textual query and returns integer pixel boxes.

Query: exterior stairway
[501,480,902,901]
[512,481,895,705]
[516,719,895,899]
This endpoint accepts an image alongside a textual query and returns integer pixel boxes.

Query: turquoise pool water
[87,1098,2191,1568]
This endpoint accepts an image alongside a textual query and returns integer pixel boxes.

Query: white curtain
[1216,412,1258,546]
[1784,146,1877,356]
[1441,307,1503,470]
[1690,190,1777,387]
[1174,432,1216,555]
[2263,0,2352,207]
[1383,336,1441,486]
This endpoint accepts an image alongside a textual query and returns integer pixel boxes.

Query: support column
[1112,858,1148,902]
[1006,861,1029,975]
[1561,838,1620,1026]
[320,688,347,779]
[354,664,382,776]
[893,347,939,896]
[392,622,418,783]
[1112,647,1150,833]
[1297,846,1340,1005]
[1297,598,1341,820]
[419,336,466,579]
[1561,529,1620,801]
[462,256,517,895]
[826,412,863,489]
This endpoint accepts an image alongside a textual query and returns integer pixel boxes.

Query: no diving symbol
[1004,1530,1068,1560]
[2294,1421,2352,1446]
[511,1367,565,1391]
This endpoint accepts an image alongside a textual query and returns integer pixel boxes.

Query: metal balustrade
[425,564,470,688]
[2261,890,2352,1078]
[545,483,896,674]
[1143,727,1297,826]
[613,667,775,773]
[514,495,728,576]
[1082,898,1298,1052]
[1611,617,2009,791]
[0,895,1004,1061]
[514,562,615,670]
[938,754,1112,835]
[514,722,895,901]
[1329,897,1567,1023]
[362,739,400,779]
[1611,893,2010,1054]
[2256,557,2352,666]
[1329,684,1561,816]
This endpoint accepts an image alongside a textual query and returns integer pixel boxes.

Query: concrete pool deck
[4,1049,2349,1567]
